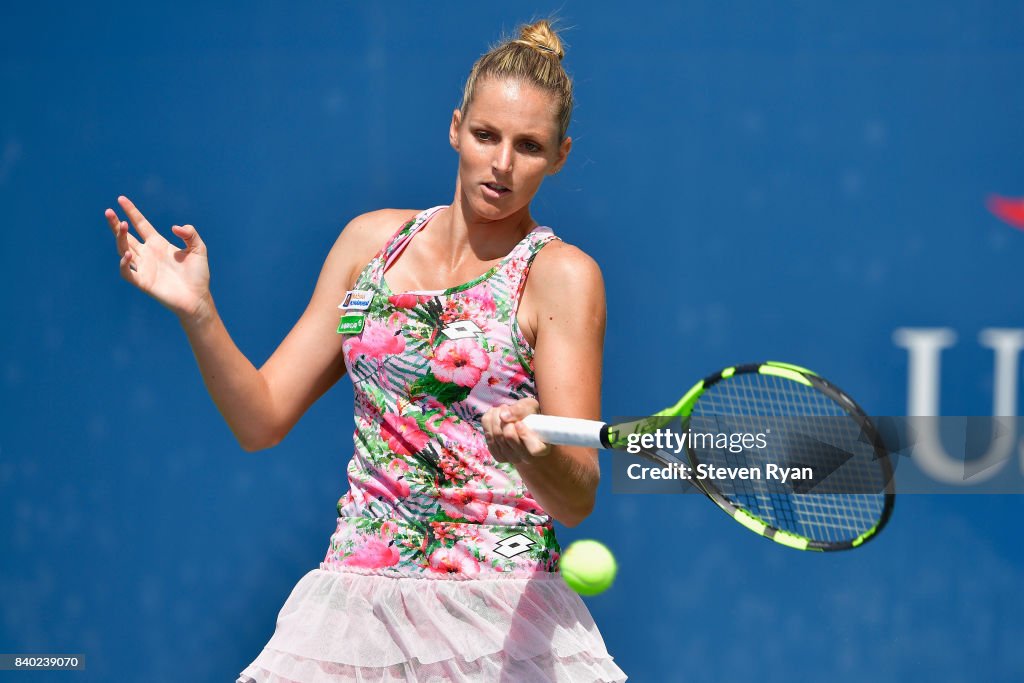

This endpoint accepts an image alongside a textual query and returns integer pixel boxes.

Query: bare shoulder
[519,239,606,349]
[332,208,421,286]
[527,239,605,295]
[340,208,421,250]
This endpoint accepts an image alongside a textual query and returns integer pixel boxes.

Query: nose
[492,142,513,175]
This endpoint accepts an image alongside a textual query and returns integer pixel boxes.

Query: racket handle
[521,414,607,449]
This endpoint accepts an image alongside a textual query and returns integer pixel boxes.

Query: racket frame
[524,361,895,552]
[674,362,895,551]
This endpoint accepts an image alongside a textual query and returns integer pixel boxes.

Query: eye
[474,130,493,142]
[521,141,542,153]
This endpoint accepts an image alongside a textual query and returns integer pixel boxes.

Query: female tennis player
[104,19,626,682]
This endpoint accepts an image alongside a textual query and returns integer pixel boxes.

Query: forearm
[514,445,600,527]
[177,295,277,451]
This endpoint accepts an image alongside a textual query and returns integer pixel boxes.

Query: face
[449,77,572,220]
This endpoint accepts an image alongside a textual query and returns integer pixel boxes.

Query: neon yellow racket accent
[659,380,705,418]
[758,365,812,386]
[733,509,768,535]
[764,361,818,376]
[772,530,811,550]
[851,524,880,547]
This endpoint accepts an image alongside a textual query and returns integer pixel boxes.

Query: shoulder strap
[381,206,447,272]
[504,226,561,302]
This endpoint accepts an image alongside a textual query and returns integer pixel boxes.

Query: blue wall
[2,2,1022,680]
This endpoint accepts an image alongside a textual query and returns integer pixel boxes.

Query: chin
[473,192,532,223]
[467,196,511,222]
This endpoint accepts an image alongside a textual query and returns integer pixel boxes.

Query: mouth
[482,182,511,198]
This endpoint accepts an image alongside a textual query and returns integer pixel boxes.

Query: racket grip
[521,414,607,449]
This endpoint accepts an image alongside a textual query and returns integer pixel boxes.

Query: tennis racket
[523,361,895,552]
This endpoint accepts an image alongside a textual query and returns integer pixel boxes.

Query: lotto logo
[494,533,535,558]
[442,320,483,340]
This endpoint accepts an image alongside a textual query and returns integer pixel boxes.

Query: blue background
[2,2,1023,681]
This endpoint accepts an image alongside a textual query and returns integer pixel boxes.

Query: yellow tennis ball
[560,540,617,596]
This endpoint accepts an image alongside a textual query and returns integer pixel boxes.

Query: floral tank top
[320,206,562,578]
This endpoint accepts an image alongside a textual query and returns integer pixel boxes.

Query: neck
[436,178,536,262]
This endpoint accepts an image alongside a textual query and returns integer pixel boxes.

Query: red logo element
[986,194,1024,230]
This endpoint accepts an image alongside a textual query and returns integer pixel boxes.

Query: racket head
[614,361,895,552]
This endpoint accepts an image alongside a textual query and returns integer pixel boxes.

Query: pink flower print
[463,287,497,315]
[471,366,511,408]
[343,537,400,569]
[435,447,470,483]
[506,260,526,287]
[427,413,478,447]
[471,525,504,549]
[507,367,531,390]
[435,416,480,447]
[362,460,411,504]
[348,320,406,360]
[424,412,444,432]
[379,520,399,539]
[428,545,480,577]
[439,485,494,523]
[515,495,544,516]
[388,293,430,309]
[380,413,430,457]
[429,521,458,543]
[423,397,446,413]
[430,339,490,387]
[486,490,533,523]
[440,298,464,325]
[492,505,530,524]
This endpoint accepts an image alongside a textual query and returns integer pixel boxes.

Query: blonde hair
[459,19,574,142]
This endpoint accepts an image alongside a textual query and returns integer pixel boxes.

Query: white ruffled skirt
[236,566,626,682]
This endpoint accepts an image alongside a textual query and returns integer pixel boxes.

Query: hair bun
[459,17,574,141]
[515,19,565,61]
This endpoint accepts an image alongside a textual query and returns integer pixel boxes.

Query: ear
[549,136,573,175]
[449,109,462,152]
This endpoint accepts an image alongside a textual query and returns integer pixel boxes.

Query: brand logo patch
[337,314,365,335]
[441,320,483,340]
[494,533,535,558]
[339,290,374,311]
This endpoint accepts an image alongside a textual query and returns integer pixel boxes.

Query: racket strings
[689,373,888,544]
